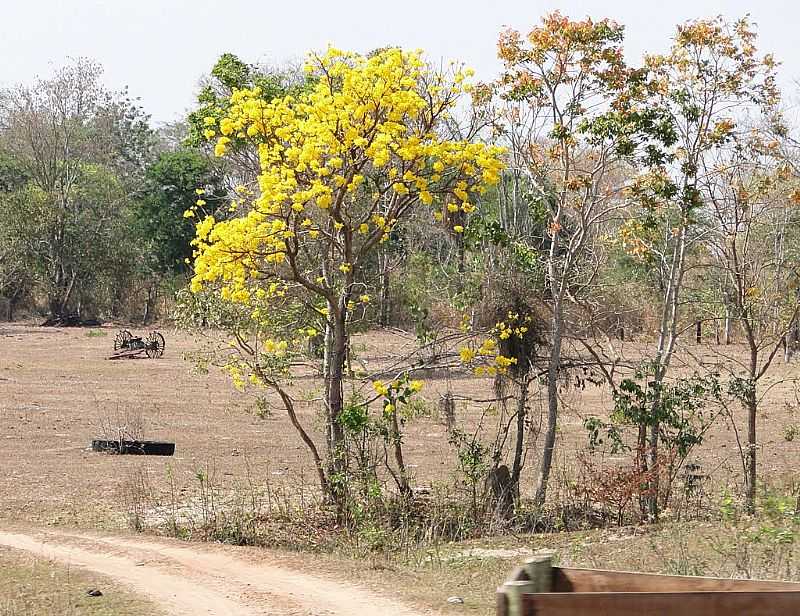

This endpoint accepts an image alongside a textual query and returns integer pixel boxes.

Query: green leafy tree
[137,149,225,276]
[0,58,154,318]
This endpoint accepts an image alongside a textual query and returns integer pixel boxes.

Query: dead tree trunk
[439,392,455,432]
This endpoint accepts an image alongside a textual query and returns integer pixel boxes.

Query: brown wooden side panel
[496,590,508,616]
[524,591,800,616]
[553,567,800,593]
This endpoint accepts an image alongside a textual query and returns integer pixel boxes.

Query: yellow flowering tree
[188,47,503,502]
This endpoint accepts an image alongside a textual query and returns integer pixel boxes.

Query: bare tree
[702,133,799,513]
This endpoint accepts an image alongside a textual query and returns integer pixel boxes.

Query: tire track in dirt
[0,531,257,615]
[0,529,430,616]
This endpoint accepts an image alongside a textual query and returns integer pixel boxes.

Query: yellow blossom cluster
[458,312,535,376]
[225,362,269,391]
[372,378,424,396]
[189,46,504,305]
[372,375,424,415]
[458,337,517,376]
[495,314,529,340]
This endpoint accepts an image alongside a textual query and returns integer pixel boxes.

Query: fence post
[502,580,536,616]
[524,553,553,592]
[439,392,455,432]
[501,553,553,615]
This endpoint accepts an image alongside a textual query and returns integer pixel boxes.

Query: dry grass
[0,545,163,616]
[302,513,800,615]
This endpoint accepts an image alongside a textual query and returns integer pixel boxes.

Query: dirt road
[0,529,431,615]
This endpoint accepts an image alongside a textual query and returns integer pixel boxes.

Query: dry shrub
[577,454,657,526]
[118,465,154,532]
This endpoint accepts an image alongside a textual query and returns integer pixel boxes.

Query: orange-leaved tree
[496,13,641,507]
[624,17,779,518]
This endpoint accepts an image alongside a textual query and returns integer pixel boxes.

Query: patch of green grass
[0,546,162,616]
[84,330,107,338]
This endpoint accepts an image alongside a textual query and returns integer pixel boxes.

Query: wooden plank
[496,590,508,616]
[524,591,800,616]
[553,567,800,593]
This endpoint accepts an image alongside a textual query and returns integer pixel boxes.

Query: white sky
[3,0,799,124]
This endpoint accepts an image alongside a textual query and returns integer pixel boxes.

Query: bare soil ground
[0,323,798,614]
[1,323,796,522]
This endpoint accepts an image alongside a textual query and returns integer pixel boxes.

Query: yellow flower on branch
[187,47,505,389]
[459,347,476,362]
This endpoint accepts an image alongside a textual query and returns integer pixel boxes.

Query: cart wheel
[145,331,165,359]
[114,330,132,351]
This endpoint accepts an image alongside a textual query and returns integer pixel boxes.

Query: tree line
[0,60,223,322]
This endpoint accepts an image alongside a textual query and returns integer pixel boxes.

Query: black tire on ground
[91,440,175,456]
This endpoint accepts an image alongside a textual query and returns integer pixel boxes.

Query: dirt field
[1,323,797,526]
[1,323,798,614]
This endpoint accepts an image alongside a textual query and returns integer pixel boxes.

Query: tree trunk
[724,308,732,345]
[784,317,797,363]
[322,308,335,452]
[637,423,648,517]
[439,392,455,432]
[49,269,77,318]
[379,253,390,327]
[510,376,530,503]
[324,300,349,502]
[534,307,562,508]
[742,330,759,515]
[143,282,157,325]
[646,389,662,522]
[388,407,411,496]
[744,386,757,514]
[644,215,688,522]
